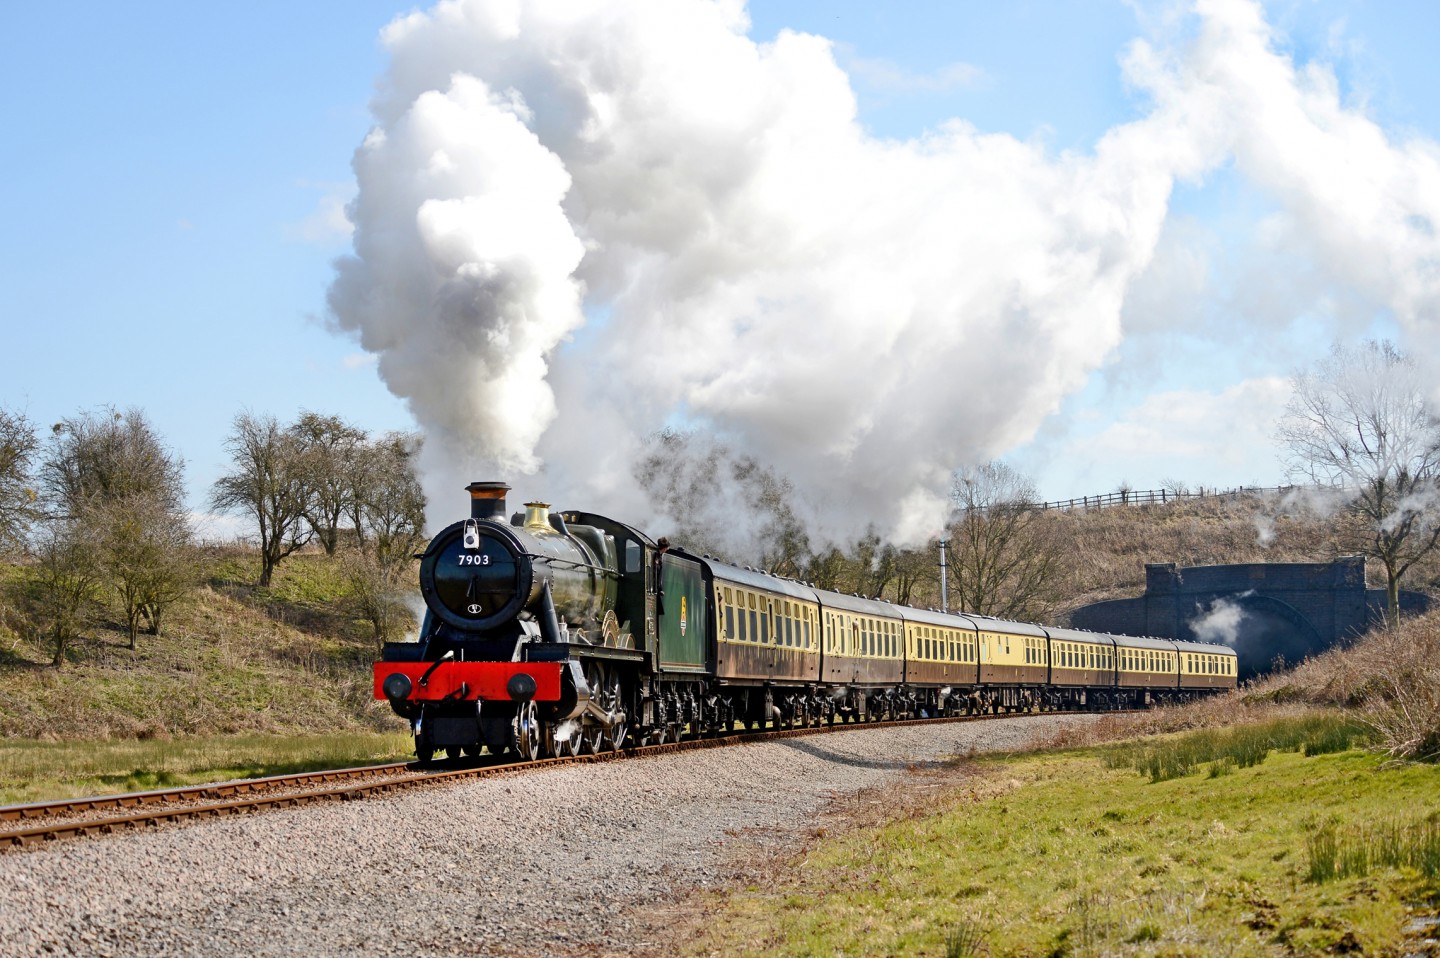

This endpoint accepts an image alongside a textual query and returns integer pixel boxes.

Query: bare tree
[356,432,427,567]
[344,549,420,645]
[803,546,850,592]
[36,407,194,648]
[947,461,1057,620]
[291,411,367,555]
[884,543,936,607]
[211,412,313,588]
[1278,340,1440,625]
[94,500,196,648]
[342,432,426,645]
[23,520,102,666]
[39,406,184,518]
[0,409,39,552]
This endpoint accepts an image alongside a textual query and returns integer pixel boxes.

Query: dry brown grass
[1020,611,1440,762]
[1244,610,1440,760]
[1040,494,1373,611]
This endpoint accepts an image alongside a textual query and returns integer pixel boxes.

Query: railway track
[0,709,1100,851]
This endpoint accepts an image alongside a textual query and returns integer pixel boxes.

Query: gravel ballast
[0,715,1099,957]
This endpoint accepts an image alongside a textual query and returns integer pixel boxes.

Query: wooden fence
[1036,485,1300,512]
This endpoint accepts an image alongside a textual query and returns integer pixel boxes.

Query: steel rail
[0,709,1108,851]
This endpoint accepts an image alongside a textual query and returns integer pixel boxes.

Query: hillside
[0,549,408,740]
[1040,492,1428,612]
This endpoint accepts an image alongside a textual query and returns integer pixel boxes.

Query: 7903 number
[457,554,492,566]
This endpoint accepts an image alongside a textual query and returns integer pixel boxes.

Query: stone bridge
[1068,557,1430,678]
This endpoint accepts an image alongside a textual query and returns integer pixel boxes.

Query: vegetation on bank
[681,714,1440,958]
[0,730,413,806]
[0,551,411,741]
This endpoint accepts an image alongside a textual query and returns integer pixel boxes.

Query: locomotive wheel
[415,740,434,765]
[549,719,581,757]
[581,661,607,755]
[513,699,541,761]
[445,746,461,760]
[603,669,628,752]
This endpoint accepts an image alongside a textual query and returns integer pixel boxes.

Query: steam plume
[329,0,1440,543]
[1189,591,1255,647]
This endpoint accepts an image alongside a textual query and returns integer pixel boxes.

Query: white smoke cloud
[328,0,1440,543]
[1190,590,1254,647]
[1252,483,1352,548]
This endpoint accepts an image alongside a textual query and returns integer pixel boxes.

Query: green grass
[0,730,414,805]
[686,721,1440,957]
[1102,712,1374,782]
[1306,817,1440,884]
[0,551,412,741]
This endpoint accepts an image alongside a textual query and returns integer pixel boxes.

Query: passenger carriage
[974,615,1051,711]
[1113,633,1183,706]
[706,560,823,726]
[1043,627,1118,709]
[1175,638,1237,694]
[815,589,907,721]
[901,607,980,715]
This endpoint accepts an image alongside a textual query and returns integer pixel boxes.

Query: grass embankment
[684,714,1439,957]
[0,731,413,805]
[0,549,413,801]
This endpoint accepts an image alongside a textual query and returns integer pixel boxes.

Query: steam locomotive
[373,482,1237,762]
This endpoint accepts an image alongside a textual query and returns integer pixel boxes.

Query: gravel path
[0,715,1098,957]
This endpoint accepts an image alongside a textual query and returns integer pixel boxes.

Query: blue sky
[3,1,1438,533]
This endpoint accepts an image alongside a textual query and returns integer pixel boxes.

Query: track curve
[0,708,1111,851]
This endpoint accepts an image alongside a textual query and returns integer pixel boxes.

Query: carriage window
[725,607,735,641]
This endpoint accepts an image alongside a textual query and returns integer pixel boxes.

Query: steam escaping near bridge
[1071,559,1431,678]
[328,0,1440,545]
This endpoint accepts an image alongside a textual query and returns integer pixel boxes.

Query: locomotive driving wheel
[581,660,607,755]
[513,699,541,762]
[601,668,628,752]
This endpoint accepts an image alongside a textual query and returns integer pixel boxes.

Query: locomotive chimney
[466,481,511,521]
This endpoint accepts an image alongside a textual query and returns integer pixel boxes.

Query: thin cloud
[840,50,988,94]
